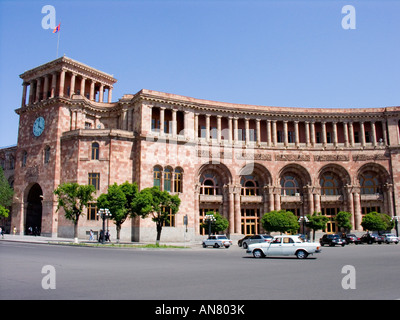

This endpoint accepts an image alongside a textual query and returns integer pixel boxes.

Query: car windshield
[217,236,228,239]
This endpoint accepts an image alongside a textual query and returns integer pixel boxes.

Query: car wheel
[243,242,248,249]
[202,243,206,248]
[224,245,230,249]
[253,249,264,258]
[213,243,220,248]
[296,250,308,259]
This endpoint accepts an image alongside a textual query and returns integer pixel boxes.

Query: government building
[1,57,399,242]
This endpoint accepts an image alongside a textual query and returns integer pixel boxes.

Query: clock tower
[12,57,117,237]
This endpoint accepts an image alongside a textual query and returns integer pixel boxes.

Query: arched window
[164,167,172,192]
[174,168,183,193]
[91,142,99,160]
[320,173,340,195]
[153,166,161,188]
[200,172,220,195]
[281,175,300,196]
[360,173,380,194]
[44,146,50,164]
[241,175,259,196]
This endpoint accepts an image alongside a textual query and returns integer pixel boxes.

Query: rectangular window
[87,203,99,220]
[354,131,360,143]
[162,207,175,227]
[88,173,100,190]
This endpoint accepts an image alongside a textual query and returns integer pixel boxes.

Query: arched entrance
[25,184,43,235]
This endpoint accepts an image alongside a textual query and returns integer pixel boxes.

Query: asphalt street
[0,241,399,300]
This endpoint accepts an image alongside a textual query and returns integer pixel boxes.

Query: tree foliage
[54,183,96,240]
[261,210,299,234]
[335,211,353,232]
[0,167,13,208]
[200,211,229,235]
[97,181,138,241]
[131,186,181,244]
[361,211,394,232]
[306,212,330,240]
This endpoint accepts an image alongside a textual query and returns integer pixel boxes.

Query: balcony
[281,195,302,203]
[199,194,223,203]
[241,195,263,203]
[320,195,344,203]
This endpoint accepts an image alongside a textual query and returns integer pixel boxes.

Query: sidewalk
[0,234,199,248]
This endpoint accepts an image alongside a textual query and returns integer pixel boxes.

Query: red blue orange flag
[53,23,60,33]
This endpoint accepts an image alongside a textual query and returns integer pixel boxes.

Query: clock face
[33,117,45,137]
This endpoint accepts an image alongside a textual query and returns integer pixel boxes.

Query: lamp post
[391,216,400,237]
[298,216,309,240]
[204,214,216,236]
[97,208,111,244]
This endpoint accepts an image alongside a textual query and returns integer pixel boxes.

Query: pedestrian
[0,227,3,239]
[89,229,94,241]
[98,229,104,243]
[13,226,16,235]
[105,230,110,242]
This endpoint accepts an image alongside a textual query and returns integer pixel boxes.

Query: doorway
[25,184,43,235]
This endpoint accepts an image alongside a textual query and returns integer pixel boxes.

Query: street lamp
[298,216,309,240]
[204,214,216,236]
[391,216,400,237]
[97,208,111,244]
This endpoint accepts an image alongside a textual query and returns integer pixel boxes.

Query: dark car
[360,233,384,244]
[241,234,273,249]
[320,234,346,247]
[238,235,252,247]
[345,234,361,245]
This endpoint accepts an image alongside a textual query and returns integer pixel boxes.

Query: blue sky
[0,0,399,147]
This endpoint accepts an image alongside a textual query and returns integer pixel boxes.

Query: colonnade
[21,69,113,107]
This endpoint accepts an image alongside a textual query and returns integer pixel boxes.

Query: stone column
[314,192,321,214]
[160,107,165,136]
[234,188,241,234]
[80,77,86,97]
[333,121,338,147]
[50,72,57,98]
[245,118,250,145]
[229,187,235,234]
[371,121,377,146]
[99,84,104,102]
[294,121,299,147]
[272,120,277,146]
[353,189,362,231]
[35,78,41,103]
[217,115,222,143]
[349,122,354,146]
[21,82,28,107]
[256,119,261,144]
[305,121,310,147]
[43,75,49,100]
[310,121,316,146]
[228,117,233,144]
[205,114,210,142]
[108,87,113,103]
[70,73,76,97]
[28,80,35,104]
[283,120,288,147]
[266,120,272,147]
[172,109,177,138]
[233,117,239,144]
[382,120,388,145]
[194,113,199,140]
[321,121,327,147]
[343,121,349,147]
[89,81,95,101]
[59,70,66,98]
[360,121,366,147]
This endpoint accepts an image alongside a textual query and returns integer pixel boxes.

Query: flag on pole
[53,23,61,33]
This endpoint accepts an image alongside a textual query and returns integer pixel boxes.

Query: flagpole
[56,22,61,58]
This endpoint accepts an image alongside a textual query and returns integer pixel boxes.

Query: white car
[202,235,233,248]
[382,233,399,244]
[246,235,321,259]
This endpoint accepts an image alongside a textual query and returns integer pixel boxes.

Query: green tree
[261,210,299,234]
[306,212,330,241]
[0,205,9,219]
[361,211,394,232]
[54,183,96,242]
[335,211,353,233]
[97,182,138,242]
[131,186,180,245]
[0,166,13,208]
[200,211,229,235]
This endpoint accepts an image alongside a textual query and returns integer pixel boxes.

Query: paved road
[0,241,399,300]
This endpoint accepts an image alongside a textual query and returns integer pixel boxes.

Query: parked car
[382,233,399,244]
[241,234,273,249]
[238,235,251,247]
[319,234,346,247]
[345,234,361,245]
[202,235,232,248]
[246,235,321,259]
[360,233,384,244]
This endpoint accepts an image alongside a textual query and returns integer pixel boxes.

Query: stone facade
[2,56,400,241]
